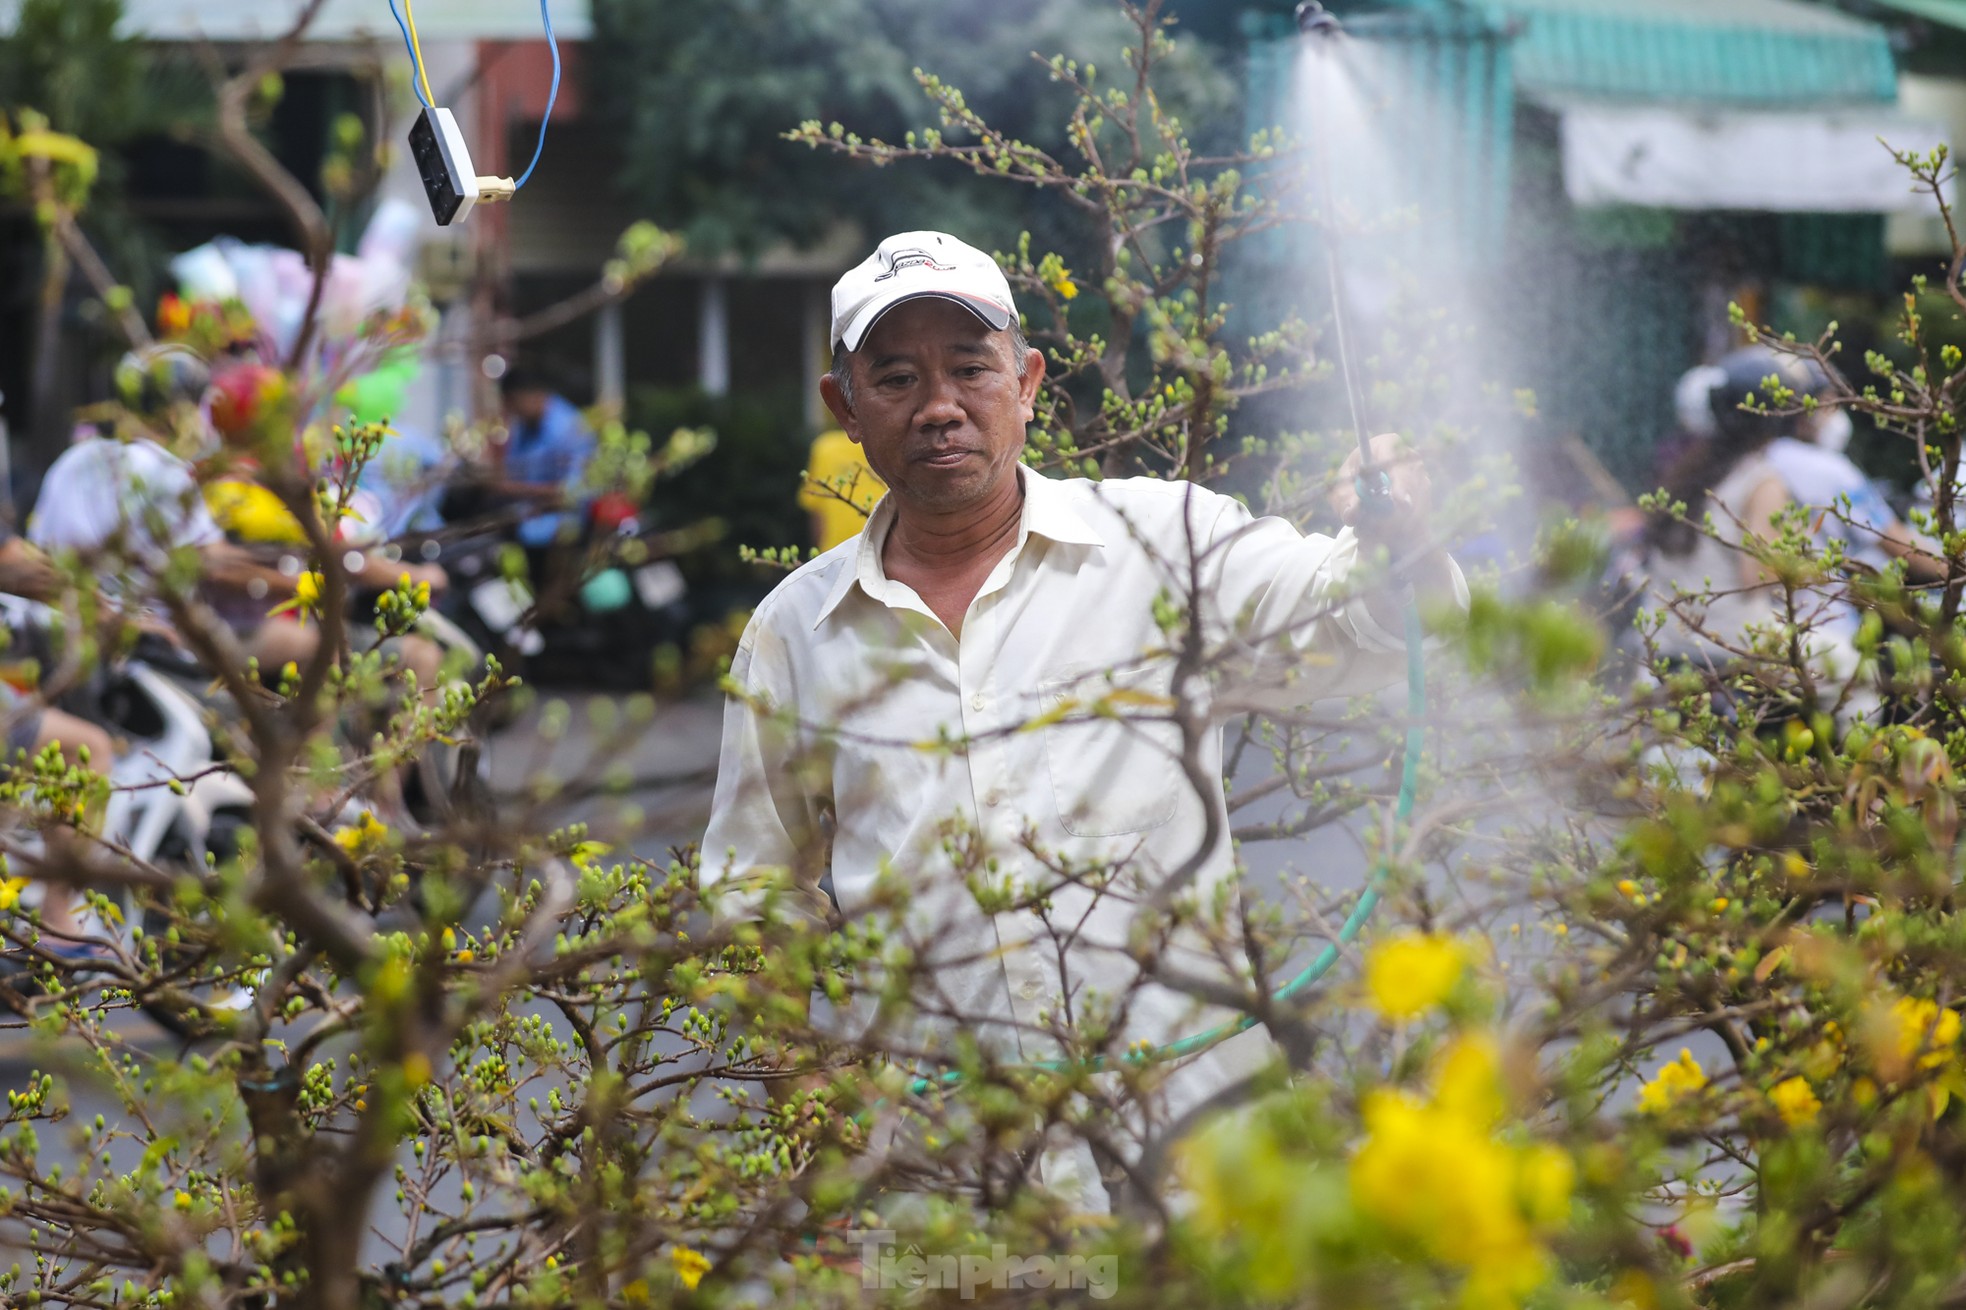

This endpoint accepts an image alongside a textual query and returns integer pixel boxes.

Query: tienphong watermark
[850,1229,1119,1299]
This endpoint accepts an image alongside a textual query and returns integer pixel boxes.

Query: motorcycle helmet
[1708,345,1828,444]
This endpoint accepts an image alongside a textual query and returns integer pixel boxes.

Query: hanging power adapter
[408,106,516,226]
[392,0,552,225]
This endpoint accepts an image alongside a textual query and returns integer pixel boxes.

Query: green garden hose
[903,593,1426,1097]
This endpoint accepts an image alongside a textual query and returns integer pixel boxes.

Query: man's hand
[1329,432,1434,552]
[1327,432,1457,631]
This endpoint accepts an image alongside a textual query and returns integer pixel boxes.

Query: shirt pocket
[1038,661,1182,838]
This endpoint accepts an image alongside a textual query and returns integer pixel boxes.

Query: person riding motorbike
[29,345,314,676]
[0,523,119,961]
[31,346,449,814]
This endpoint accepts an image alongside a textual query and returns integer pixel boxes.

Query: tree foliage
[15,4,1966,1310]
[586,0,1231,261]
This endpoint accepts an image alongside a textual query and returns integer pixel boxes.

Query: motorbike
[0,597,258,1034]
[417,505,693,692]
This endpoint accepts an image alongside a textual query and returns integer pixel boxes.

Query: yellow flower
[1636,1049,1707,1115]
[332,810,391,857]
[1363,931,1468,1021]
[1515,1143,1575,1229]
[286,570,324,621]
[1802,1022,1844,1081]
[671,1245,711,1290]
[1434,1035,1507,1131]
[1047,270,1079,300]
[173,1190,192,1211]
[1769,1076,1821,1127]
[1890,996,1960,1070]
[1351,1086,1561,1305]
[0,875,28,911]
[402,1052,433,1087]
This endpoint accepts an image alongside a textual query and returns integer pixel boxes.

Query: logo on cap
[873,248,955,282]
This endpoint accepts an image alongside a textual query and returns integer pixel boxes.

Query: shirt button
[970,692,985,711]
[984,790,1002,807]
[1017,977,1043,1000]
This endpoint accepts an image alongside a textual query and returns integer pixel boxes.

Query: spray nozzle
[1296,2,1344,38]
[1354,467,1395,517]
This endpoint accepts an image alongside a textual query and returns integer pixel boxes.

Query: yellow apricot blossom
[1768,1076,1821,1127]
[1350,1034,1572,1309]
[0,875,28,911]
[272,570,325,622]
[1801,1021,1844,1081]
[1363,931,1468,1021]
[333,810,391,858]
[1515,1143,1576,1229]
[1636,1049,1707,1115]
[1889,996,1960,1071]
[1434,1034,1508,1130]
[671,1245,712,1290]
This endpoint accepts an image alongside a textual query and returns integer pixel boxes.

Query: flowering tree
[12,2,1966,1310]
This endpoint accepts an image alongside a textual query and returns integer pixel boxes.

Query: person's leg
[25,708,115,942]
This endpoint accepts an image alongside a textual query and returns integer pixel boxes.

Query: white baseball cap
[830,231,1017,352]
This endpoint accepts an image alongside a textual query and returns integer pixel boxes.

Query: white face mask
[1813,409,1853,455]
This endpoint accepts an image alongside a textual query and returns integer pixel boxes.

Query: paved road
[481,686,724,853]
[0,689,727,1268]
[0,677,1560,1273]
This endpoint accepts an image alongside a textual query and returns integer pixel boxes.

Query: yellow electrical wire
[403,0,436,109]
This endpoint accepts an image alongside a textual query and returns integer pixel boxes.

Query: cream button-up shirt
[703,465,1465,1118]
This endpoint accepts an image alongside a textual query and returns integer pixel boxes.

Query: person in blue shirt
[496,368,595,548]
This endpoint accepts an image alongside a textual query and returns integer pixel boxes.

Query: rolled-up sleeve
[699,617,834,929]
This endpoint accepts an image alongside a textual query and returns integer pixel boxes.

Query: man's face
[826,298,1042,516]
[505,388,549,425]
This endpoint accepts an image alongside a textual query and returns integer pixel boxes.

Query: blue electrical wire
[513,0,560,190]
[386,0,431,110]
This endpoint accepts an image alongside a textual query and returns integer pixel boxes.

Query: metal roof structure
[0,0,590,42]
[1863,0,1966,31]
[1478,0,1898,105]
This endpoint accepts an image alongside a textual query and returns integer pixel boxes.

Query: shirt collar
[811,464,1105,629]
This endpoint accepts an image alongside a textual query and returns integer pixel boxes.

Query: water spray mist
[897,2,1433,1099]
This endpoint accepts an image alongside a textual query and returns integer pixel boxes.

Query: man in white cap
[702,230,1463,1210]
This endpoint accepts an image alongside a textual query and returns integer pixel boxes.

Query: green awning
[1863,0,1966,32]
[1476,0,1899,106]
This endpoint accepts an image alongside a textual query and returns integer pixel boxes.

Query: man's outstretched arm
[1330,432,1458,632]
